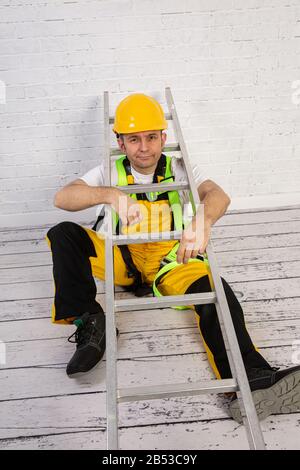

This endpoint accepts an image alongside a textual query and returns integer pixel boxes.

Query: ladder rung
[115,292,216,311]
[109,113,173,124]
[112,230,183,245]
[116,182,189,194]
[110,143,180,157]
[118,379,237,403]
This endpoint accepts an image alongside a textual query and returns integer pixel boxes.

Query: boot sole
[67,360,102,378]
[230,369,300,424]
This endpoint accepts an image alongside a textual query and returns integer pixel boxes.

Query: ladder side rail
[165,87,265,450]
[103,91,119,450]
[206,245,265,449]
[165,87,199,211]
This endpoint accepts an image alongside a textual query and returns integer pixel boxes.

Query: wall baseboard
[228,192,300,213]
[1,192,300,229]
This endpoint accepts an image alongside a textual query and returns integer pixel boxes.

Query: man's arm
[197,179,231,225]
[54,179,143,226]
[54,179,116,212]
[176,179,231,264]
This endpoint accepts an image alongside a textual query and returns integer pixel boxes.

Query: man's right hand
[109,188,143,228]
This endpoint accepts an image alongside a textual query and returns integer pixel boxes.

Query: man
[46,93,300,424]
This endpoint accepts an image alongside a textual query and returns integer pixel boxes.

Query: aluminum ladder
[103,87,266,450]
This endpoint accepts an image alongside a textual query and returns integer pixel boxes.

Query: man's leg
[46,221,102,322]
[46,221,133,376]
[157,261,300,422]
[185,275,271,378]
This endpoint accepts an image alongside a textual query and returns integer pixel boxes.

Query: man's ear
[161,131,167,147]
[117,137,126,152]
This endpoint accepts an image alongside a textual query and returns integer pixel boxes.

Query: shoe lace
[67,313,100,347]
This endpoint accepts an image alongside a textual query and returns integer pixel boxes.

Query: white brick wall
[1,0,300,227]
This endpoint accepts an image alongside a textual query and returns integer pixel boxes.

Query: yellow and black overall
[46,154,271,379]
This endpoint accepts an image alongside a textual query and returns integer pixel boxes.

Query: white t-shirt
[80,156,208,229]
[80,156,208,190]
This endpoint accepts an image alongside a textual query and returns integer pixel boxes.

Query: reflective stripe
[152,243,210,310]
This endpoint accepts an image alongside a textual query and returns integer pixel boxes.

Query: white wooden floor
[1,206,300,450]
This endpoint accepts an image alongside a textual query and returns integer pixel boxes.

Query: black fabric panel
[47,221,103,320]
[186,275,271,378]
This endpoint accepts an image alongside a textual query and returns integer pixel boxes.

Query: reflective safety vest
[113,154,209,309]
[113,153,183,233]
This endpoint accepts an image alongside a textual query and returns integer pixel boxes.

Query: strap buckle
[160,245,205,268]
[145,191,158,202]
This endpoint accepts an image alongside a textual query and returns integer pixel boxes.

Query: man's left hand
[176,217,212,264]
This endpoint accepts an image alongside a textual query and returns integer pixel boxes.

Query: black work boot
[66,311,107,377]
[230,365,300,423]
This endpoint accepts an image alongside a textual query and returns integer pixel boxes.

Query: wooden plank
[211,220,300,239]
[212,233,300,251]
[216,207,300,227]
[1,232,300,260]
[1,413,299,450]
[0,239,49,256]
[218,246,300,266]
[0,346,294,402]
[1,258,300,286]
[1,245,300,270]
[1,207,299,243]
[1,311,300,345]
[0,278,124,301]
[0,227,52,243]
[1,274,299,302]
[232,277,300,302]
[4,218,300,244]
[0,222,92,242]
[0,391,231,439]
[1,319,299,369]
[1,294,300,324]
[1,366,300,441]
[0,251,52,268]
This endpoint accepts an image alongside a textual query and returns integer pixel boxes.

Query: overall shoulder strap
[115,155,128,186]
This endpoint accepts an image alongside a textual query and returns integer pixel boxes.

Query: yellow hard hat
[113,93,167,134]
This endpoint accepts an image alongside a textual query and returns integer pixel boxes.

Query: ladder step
[109,113,173,124]
[115,292,216,311]
[110,143,180,157]
[118,378,237,403]
[116,182,189,194]
[112,230,183,245]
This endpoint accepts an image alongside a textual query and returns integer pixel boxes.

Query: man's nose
[139,138,149,152]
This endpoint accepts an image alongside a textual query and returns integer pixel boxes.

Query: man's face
[117,130,167,174]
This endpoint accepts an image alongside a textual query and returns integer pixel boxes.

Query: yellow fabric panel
[194,311,221,379]
[122,199,173,235]
[120,199,178,284]
[157,258,214,298]
[82,227,134,287]
[127,174,134,185]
